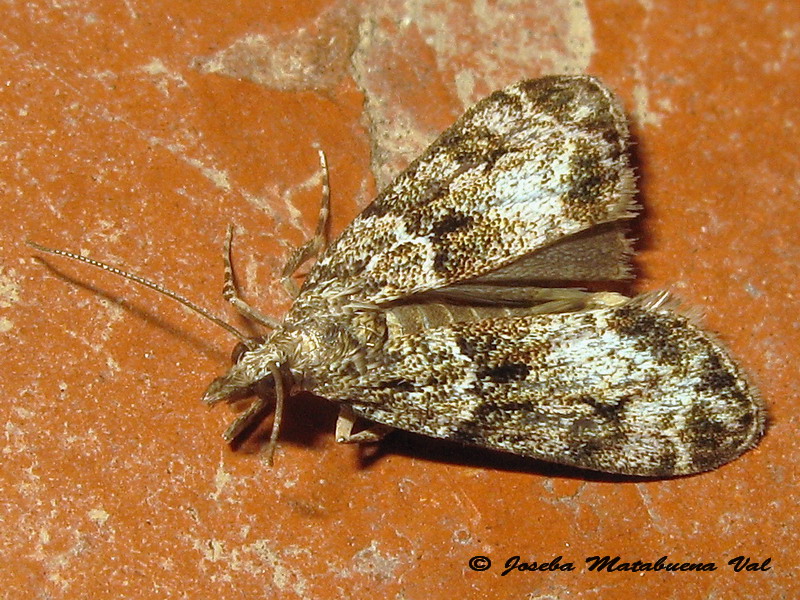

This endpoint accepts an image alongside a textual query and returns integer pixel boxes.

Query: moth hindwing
[203,75,765,476]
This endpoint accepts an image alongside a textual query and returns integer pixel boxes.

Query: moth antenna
[27,239,251,345]
[223,225,282,329]
[265,362,285,466]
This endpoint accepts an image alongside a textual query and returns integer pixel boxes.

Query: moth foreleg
[222,225,282,328]
[281,150,331,298]
[335,405,393,443]
[222,396,268,442]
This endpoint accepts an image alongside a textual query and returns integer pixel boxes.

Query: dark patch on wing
[689,409,726,450]
[652,448,679,476]
[456,336,478,359]
[737,410,755,431]
[694,354,737,394]
[439,125,502,168]
[569,437,606,465]
[517,77,579,115]
[579,394,632,423]
[476,362,531,383]
[608,306,686,365]
[359,194,392,220]
[482,88,525,116]
[565,143,606,202]
[685,404,731,471]
[448,399,543,445]
[455,332,501,359]
[379,378,416,392]
[430,212,473,240]
[433,249,450,273]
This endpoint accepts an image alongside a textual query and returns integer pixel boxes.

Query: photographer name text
[467,555,771,575]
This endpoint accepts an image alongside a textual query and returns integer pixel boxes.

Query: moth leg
[585,291,629,308]
[335,405,393,443]
[222,225,281,329]
[281,149,331,298]
[222,396,267,443]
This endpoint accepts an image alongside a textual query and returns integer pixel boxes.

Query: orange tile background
[1,1,797,598]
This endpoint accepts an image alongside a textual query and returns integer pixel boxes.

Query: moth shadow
[33,258,228,360]
[233,392,340,454]
[362,431,668,482]
[234,393,685,482]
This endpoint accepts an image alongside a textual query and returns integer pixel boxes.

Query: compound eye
[231,341,249,363]
[231,336,267,363]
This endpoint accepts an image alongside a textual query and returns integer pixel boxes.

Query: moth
[32,75,765,476]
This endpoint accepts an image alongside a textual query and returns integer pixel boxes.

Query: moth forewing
[318,294,764,476]
[298,75,638,306]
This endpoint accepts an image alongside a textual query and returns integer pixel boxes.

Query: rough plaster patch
[351,0,596,187]
[633,79,664,127]
[351,540,403,580]
[192,2,358,92]
[0,267,21,308]
[88,507,110,525]
[189,537,310,596]
[140,57,189,95]
[191,1,595,191]
[212,458,232,500]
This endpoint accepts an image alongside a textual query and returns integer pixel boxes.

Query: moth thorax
[289,310,387,378]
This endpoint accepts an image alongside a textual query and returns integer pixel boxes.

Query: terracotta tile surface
[2,1,797,598]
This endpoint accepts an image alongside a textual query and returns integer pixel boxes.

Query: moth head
[201,336,282,407]
[200,334,292,463]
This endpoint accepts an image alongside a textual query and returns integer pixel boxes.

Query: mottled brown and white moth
[32,75,765,476]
